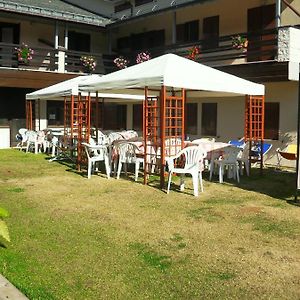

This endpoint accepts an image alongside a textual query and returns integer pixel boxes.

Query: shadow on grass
[44,153,300,205]
[233,167,298,205]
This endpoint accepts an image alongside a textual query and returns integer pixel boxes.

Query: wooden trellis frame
[25,100,34,130]
[63,94,91,169]
[143,86,185,187]
[244,95,265,171]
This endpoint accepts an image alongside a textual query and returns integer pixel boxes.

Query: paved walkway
[0,274,28,300]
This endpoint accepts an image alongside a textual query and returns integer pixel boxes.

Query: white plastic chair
[209,146,240,183]
[166,146,207,197]
[237,142,250,176]
[25,130,38,154]
[82,142,111,179]
[114,142,144,181]
[16,128,28,150]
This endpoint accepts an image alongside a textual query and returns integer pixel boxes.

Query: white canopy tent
[26,75,145,101]
[78,53,266,186]
[79,53,265,96]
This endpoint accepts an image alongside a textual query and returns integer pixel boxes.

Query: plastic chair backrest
[83,142,106,160]
[182,146,207,169]
[19,128,27,135]
[238,142,250,160]
[221,146,240,163]
[117,142,139,164]
[25,130,38,142]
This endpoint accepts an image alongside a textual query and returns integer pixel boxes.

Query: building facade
[0,0,299,166]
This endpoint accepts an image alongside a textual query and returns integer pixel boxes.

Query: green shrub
[0,207,10,247]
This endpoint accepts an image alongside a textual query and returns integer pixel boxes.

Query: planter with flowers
[15,43,34,65]
[186,46,201,61]
[231,35,248,52]
[114,56,129,69]
[136,51,151,64]
[80,55,97,73]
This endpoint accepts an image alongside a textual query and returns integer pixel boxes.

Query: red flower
[186,46,201,61]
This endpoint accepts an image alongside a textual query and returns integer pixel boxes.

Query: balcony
[0,43,113,75]
[0,26,299,84]
[117,26,300,82]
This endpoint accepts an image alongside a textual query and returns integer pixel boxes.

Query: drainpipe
[276,0,281,28]
[108,28,112,55]
[64,23,68,50]
[54,21,59,49]
[172,11,177,45]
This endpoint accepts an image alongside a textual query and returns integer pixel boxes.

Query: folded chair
[276,144,297,168]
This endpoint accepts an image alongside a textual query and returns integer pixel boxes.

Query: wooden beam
[281,0,300,18]
[0,69,77,89]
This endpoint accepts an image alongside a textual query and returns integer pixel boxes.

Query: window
[135,0,153,7]
[115,2,132,13]
[47,101,64,126]
[201,103,217,136]
[133,104,143,131]
[185,103,197,135]
[264,102,279,140]
[117,36,131,51]
[131,30,165,51]
[68,31,90,52]
[102,104,127,130]
[176,20,199,43]
[202,16,219,49]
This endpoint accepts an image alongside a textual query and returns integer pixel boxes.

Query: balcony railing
[0,26,297,77]
[118,27,281,68]
[0,42,113,74]
[0,42,57,70]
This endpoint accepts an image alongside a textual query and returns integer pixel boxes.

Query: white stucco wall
[0,127,10,149]
[186,81,298,167]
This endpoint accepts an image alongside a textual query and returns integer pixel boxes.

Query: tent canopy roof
[26,75,145,101]
[79,54,265,96]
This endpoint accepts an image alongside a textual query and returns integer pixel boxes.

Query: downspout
[276,0,281,28]
[172,11,177,45]
[64,23,68,50]
[54,21,59,49]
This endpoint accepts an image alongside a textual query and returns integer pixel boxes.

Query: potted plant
[136,51,151,64]
[231,35,248,52]
[80,55,97,73]
[186,46,201,61]
[15,43,34,65]
[113,56,129,69]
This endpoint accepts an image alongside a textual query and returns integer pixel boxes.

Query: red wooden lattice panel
[143,86,185,187]
[26,100,35,130]
[64,95,91,169]
[244,95,265,170]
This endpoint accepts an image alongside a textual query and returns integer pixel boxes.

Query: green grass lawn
[0,149,299,299]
